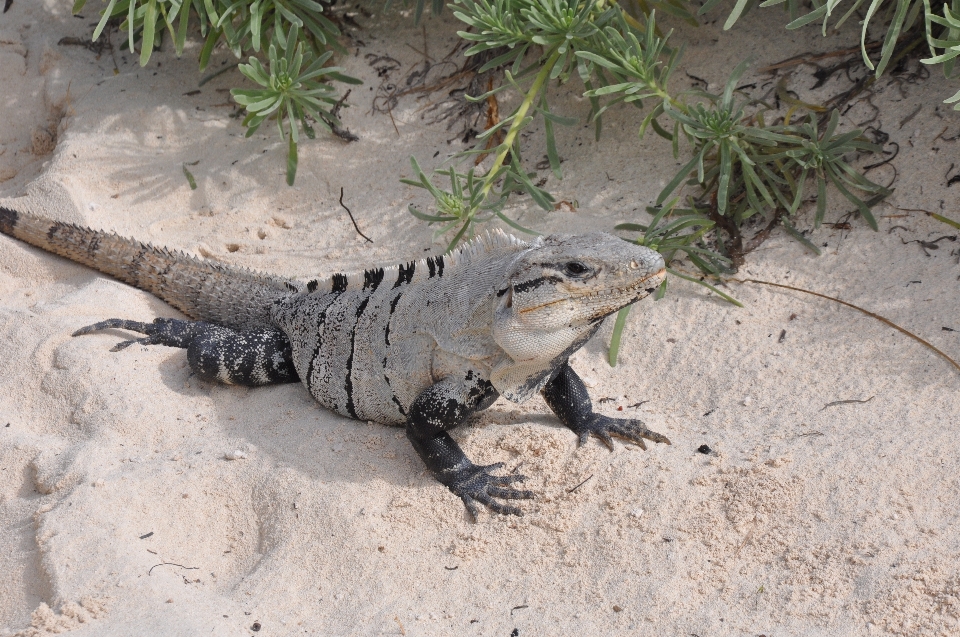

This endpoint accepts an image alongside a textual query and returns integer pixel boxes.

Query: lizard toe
[577,414,670,450]
[487,486,534,501]
[472,492,523,517]
[489,473,526,486]
[445,462,534,520]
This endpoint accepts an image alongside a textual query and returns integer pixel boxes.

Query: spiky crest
[300,229,530,295]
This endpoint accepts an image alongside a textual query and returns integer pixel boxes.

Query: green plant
[924,0,960,106]
[709,0,960,109]
[656,64,890,267]
[608,199,738,364]
[73,0,355,184]
[406,2,677,246]
[403,0,898,365]
[407,2,888,256]
[232,26,360,184]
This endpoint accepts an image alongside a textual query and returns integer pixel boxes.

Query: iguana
[0,206,670,518]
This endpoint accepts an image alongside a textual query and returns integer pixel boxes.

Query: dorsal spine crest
[305,230,528,296]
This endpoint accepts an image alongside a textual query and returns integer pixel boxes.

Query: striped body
[1,206,666,427]
[272,238,531,425]
[0,205,674,518]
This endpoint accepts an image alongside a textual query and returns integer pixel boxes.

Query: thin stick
[567,474,594,493]
[759,41,884,72]
[338,187,372,243]
[732,279,960,374]
[822,396,874,410]
[148,562,199,576]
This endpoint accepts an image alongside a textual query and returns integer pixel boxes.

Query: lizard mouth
[517,268,666,315]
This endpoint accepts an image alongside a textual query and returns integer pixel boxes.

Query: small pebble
[696,444,712,455]
[224,450,247,460]
[630,508,644,518]
[742,396,753,406]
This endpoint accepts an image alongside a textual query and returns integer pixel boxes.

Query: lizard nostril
[629,260,639,269]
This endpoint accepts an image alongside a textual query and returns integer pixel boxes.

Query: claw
[461,496,481,522]
[597,430,615,451]
[576,415,670,451]
[474,492,523,517]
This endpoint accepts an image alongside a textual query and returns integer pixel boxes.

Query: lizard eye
[564,261,589,277]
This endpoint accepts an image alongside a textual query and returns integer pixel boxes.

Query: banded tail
[0,206,294,330]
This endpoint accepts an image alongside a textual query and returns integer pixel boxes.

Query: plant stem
[475,47,563,207]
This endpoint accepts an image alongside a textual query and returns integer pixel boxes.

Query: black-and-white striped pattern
[272,231,530,424]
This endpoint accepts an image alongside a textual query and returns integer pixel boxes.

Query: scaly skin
[0,205,670,519]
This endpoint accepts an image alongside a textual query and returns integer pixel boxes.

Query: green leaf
[127,0,136,54]
[92,0,119,42]
[723,0,753,30]
[408,205,457,223]
[495,210,540,236]
[657,153,701,205]
[699,0,727,14]
[666,267,742,306]
[140,0,158,67]
[608,305,631,366]
[826,169,878,230]
[930,212,960,229]
[874,0,912,76]
[174,0,190,56]
[181,162,198,190]
[781,220,822,255]
[574,50,622,70]
[286,137,298,186]
[717,141,732,213]
[815,174,827,227]
[722,59,751,110]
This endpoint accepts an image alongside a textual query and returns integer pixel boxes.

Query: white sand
[2,2,960,635]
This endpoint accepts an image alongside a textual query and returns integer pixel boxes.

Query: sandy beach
[2,2,960,635]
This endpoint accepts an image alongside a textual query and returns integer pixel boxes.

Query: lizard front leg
[73,318,299,386]
[406,377,533,520]
[542,362,671,450]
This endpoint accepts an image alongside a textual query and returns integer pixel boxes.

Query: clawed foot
[573,414,671,451]
[73,318,193,352]
[441,461,534,521]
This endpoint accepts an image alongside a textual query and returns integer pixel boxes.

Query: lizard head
[492,232,665,365]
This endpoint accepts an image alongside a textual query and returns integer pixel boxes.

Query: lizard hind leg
[73,318,199,351]
[73,317,299,386]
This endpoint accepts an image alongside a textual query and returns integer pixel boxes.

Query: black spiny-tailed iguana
[0,206,669,518]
